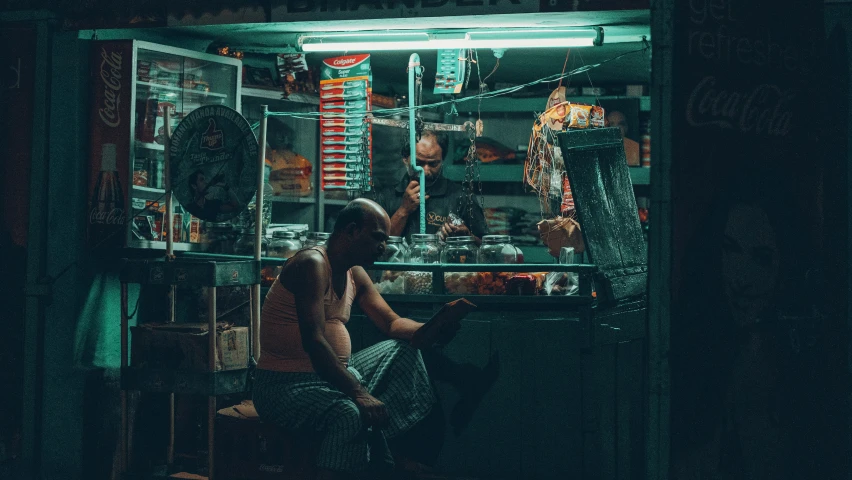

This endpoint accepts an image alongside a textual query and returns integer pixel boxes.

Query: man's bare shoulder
[280,249,328,292]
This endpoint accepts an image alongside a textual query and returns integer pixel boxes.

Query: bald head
[606,111,628,137]
[329,198,390,267]
[333,198,390,234]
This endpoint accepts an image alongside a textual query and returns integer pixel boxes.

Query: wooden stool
[215,401,319,480]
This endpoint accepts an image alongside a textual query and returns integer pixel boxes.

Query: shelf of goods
[443,163,650,185]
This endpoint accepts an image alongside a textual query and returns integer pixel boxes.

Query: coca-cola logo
[89,207,126,225]
[686,76,794,137]
[98,47,123,128]
[333,58,357,66]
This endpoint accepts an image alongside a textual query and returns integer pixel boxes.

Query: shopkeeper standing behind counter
[373,130,489,244]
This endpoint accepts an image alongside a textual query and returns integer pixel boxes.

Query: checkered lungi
[252,339,435,473]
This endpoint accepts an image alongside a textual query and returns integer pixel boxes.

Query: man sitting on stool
[253,199,461,480]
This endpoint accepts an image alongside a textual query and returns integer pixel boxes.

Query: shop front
[3,0,849,478]
[70,4,653,479]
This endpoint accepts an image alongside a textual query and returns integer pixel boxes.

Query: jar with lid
[406,233,440,294]
[304,232,330,248]
[373,236,407,294]
[477,235,518,264]
[268,231,302,259]
[234,228,268,256]
[442,236,478,294]
[293,226,309,244]
[441,236,477,264]
[205,222,236,254]
[380,236,408,263]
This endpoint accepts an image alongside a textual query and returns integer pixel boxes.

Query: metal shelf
[121,367,249,395]
[132,185,167,202]
[460,95,651,113]
[270,195,316,204]
[268,196,349,206]
[629,167,651,185]
[379,293,592,308]
[241,86,320,105]
[136,141,165,151]
[128,239,206,252]
[443,164,651,185]
[137,80,229,99]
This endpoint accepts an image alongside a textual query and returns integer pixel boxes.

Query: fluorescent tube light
[299,28,602,52]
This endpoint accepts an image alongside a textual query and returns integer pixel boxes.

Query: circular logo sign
[170,105,258,222]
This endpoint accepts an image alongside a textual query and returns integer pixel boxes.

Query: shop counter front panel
[346,307,586,479]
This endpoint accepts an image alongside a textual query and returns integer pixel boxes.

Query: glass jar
[477,235,518,264]
[441,236,477,264]
[373,236,407,294]
[442,236,478,294]
[304,231,330,248]
[406,233,440,295]
[380,236,408,263]
[408,234,440,264]
[292,225,309,244]
[206,222,236,254]
[234,228,268,256]
[268,231,302,259]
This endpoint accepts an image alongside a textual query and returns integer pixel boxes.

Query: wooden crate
[131,323,248,372]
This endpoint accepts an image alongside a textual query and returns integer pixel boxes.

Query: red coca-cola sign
[98,47,124,128]
[88,41,132,252]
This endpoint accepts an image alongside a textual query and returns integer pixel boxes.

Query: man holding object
[253,199,465,480]
[375,130,488,244]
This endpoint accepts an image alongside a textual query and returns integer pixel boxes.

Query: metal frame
[647,0,673,477]
[20,15,54,480]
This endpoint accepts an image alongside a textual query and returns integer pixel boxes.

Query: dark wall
[667,0,849,478]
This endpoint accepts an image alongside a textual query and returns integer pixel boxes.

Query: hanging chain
[359,112,371,195]
[460,121,483,221]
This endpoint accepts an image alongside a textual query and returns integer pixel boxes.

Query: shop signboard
[667,0,844,477]
[270,0,648,21]
[169,105,259,223]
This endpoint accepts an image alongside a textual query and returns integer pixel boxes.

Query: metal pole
[164,108,174,257]
[163,103,177,469]
[120,282,129,472]
[207,286,217,479]
[253,106,268,362]
[408,53,426,234]
[648,0,673,478]
[22,20,52,478]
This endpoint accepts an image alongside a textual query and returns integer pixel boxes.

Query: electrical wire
[481,58,500,84]
[262,44,647,121]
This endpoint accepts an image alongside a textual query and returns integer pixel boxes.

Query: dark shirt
[373,173,489,242]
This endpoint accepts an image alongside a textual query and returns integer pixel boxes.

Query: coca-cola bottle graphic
[89,143,125,247]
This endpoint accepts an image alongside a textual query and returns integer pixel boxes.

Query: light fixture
[298,27,603,52]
